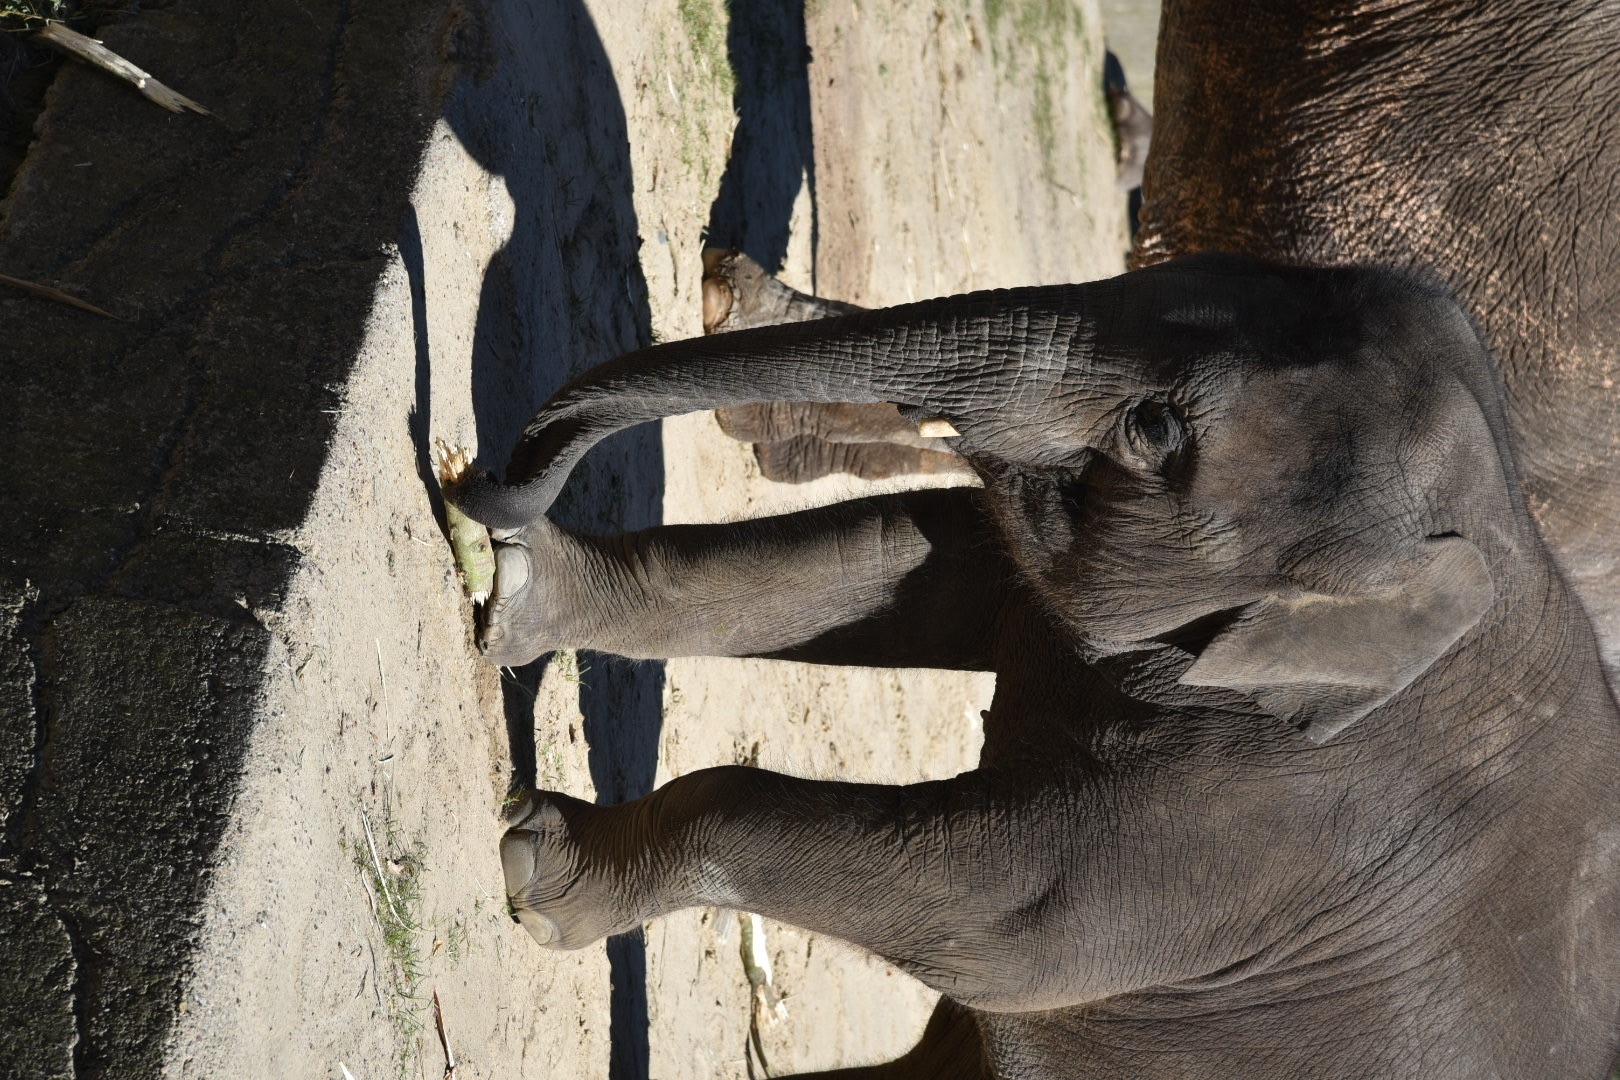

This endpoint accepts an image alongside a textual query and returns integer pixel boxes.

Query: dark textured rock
[30,597,267,1077]
[0,1,472,1075]
[0,581,39,840]
[0,877,76,1080]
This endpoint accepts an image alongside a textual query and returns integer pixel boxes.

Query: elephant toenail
[500,829,538,896]
[481,545,532,650]
[494,543,530,599]
[514,906,558,946]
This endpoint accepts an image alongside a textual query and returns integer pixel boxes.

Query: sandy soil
[164,1,1127,1077]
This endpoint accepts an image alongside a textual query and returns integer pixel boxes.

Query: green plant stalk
[434,441,496,604]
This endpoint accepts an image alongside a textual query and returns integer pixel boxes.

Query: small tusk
[916,417,961,438]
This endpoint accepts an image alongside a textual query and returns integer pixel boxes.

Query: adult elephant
[448,0,1620,1076]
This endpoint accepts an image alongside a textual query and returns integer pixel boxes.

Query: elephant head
[452,254,1518,740]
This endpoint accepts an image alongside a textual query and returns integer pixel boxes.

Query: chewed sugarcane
[433,440,496,605]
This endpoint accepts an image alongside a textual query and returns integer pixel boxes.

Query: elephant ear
[1179,536,1495,743]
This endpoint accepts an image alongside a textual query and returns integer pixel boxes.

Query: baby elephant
[451,255,1620,1079]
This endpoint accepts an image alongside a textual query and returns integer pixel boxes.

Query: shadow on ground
[402,1,826,1073]
[704,0,816,282]
[433,0,663,1075]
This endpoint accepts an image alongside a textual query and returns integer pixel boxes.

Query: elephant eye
[1123,399,1187,470]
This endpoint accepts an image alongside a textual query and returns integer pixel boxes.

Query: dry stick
[431,989,458,1079]
[33,21,212,115]
[374,638,393,745]
[0,271,120,319]
[366,941,384,1008]
[350,916,385,1010]
[739,913,787,1078]
[359,807,405,925]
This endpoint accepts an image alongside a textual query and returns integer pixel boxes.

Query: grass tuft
[669,0,736,185]
[678,0,735,99]
[353,807,429,1076]
[442,917,470,964]
[553,649,591,688]
[0,1,64,25]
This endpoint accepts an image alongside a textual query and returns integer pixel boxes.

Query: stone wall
[0,4,465,1074]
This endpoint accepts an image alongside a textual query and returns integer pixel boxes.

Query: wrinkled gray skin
[458,258,1620,1078]
[1134,0,1620,681]
[446,0,1620,1076]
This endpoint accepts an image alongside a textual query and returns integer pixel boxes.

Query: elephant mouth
[1148,604,1250,658]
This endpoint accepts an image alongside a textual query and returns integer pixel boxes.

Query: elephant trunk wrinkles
[452,286,1095,530]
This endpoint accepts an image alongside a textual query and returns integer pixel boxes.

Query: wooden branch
[0,271,120,319]
[33,21,211,116]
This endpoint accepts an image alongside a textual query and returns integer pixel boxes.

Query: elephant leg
[479,487,1011,670]
[701,248,968,482]
[499,764,1078,1012]
[776,998,990,1079]
[717,401,969,482]
[714,400,941,451]
[701,246,861,333]
[751,434,968,483]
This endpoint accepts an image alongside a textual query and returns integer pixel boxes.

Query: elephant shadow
[400,2,822,1075]
[704,0,818,282]
[405,0,662,1075]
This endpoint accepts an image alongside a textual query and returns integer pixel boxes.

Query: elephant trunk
[451,284,1099,531]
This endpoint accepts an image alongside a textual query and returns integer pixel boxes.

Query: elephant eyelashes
[1123,399,1188,472]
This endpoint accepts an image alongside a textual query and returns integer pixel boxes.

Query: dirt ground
[164,0,1128,1076]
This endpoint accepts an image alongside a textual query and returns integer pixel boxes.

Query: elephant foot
[477,522,574,667]
[1103,50,1153,193]
[700,250,970,483]
[726,410,970,484]
[716,405,972,483]
[477,538,540,666]
[500,791,631,950]
[700,247,859,334]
